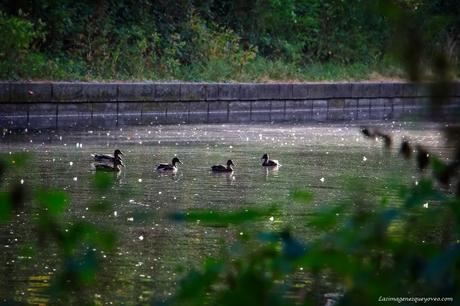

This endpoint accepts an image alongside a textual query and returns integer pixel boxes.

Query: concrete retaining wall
[1,82,459,129]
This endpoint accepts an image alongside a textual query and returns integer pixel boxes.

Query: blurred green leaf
[91,229,117,251]
[281,231,307,260]
[290,189,313,203]
[307,205,345,230]
[171,207,278,227]
[20,245,36,258]
[0,192,12,222]
[92,172,114,190]
[176,259,223,304]
[35,189,69,215]
[89,199,112,212]
[430,156,446,173]
[404,179,445,208]
[0,153,30,168]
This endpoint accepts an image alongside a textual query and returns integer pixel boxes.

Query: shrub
[0,11,46,79]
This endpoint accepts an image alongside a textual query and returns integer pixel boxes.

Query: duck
[156,157,182,172]
[374,131,393,149]
[261,153,280,167]
[93,158,124,172]
[416,145,430,171]
[361,127,375,138]
[211,160,235,172]
[399,140,412,160]
[92,149,124,163]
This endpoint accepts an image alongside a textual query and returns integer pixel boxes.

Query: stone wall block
[155,83,181,101]
[239,84,258,100]
[82,83,117,102]
[351,83,381,98]
[218,84,240,100]
[0,82,11,102]
[180,84,206,101]
[118,83,154,101]
[257,84,280,100]
[292,84,309,99]
[53,82,84,102]
[11,83,52,102]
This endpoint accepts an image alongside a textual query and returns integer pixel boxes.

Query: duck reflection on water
[262,164,280,180]
[211,170,236,184]
[156,169,182,182]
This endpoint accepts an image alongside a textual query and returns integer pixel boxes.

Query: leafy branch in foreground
[0,155,119,305]
[163,134,460,306]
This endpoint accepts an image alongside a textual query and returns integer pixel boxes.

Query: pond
[0,122,448,304]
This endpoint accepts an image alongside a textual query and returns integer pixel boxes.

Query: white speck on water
[113,211,118,217]
[269,216,274,222]
[59,136,62,141]
[69,161,73,166]
[320,177,325,183]
[127,217,134,222]
[138,235,144,241]
[138,179,142,183]
[73,177,78,181]
[229,145,233,149]
[129,199,134,203]
[158,191,162,195]
[239,232,244,236]
[415,180,419,186]
[362,156,367,162]
[20,179,24,184]
[423,202,429,208]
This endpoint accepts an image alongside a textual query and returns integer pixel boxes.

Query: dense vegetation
[0,0,459,81]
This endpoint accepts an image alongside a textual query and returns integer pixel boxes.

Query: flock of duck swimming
[90,150,280,173]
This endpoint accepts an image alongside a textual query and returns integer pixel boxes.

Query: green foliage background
[0,0,459,81]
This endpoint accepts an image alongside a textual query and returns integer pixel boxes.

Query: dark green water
[0,123,448,304]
